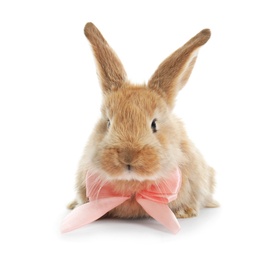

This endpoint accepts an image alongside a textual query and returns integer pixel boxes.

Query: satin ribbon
[61,168,181,234]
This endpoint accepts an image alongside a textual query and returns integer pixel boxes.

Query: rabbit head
[84,23,210,182]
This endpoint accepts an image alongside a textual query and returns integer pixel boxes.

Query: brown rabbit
[67,22,218,220]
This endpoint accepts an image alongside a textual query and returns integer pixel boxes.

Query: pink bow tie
[61,168,182,234]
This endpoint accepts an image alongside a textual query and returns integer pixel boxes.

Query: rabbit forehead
[103,86,168,119]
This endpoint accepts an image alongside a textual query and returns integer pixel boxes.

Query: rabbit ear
[148,29,211,108]
[84,23,127,94]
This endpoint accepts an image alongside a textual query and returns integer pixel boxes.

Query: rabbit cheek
[134,148,160,177]
[98,148,124,178]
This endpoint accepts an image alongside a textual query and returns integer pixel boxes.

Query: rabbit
[67,22,218,220]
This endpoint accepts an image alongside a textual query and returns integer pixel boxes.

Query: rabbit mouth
[100,162,161,181]
[98,146,161,181]
[115,166,159,181]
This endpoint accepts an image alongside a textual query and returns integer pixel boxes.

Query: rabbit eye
[107,119,111,129]
[151,119,157,133]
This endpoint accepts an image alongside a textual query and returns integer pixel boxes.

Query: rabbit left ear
[84,23,127,94]
[148,29,211,108]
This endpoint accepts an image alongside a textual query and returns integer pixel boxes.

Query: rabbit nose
[118,148,135,170]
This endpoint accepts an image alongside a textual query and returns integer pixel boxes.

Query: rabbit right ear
[148,29,211,108]
[84,23,127,94]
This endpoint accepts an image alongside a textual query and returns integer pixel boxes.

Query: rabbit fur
[68,22,218,219]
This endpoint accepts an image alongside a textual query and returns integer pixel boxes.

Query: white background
[0,0,267,259]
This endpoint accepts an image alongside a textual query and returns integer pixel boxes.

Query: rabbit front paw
[174,206,198,218]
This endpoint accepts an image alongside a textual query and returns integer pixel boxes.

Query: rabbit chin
[117,171,159,181]
[101,169,162,182]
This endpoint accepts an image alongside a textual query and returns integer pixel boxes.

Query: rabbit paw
[67,200,78,210]
[174,206,198,218]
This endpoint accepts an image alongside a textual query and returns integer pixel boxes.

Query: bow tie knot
[61,168,182,234]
